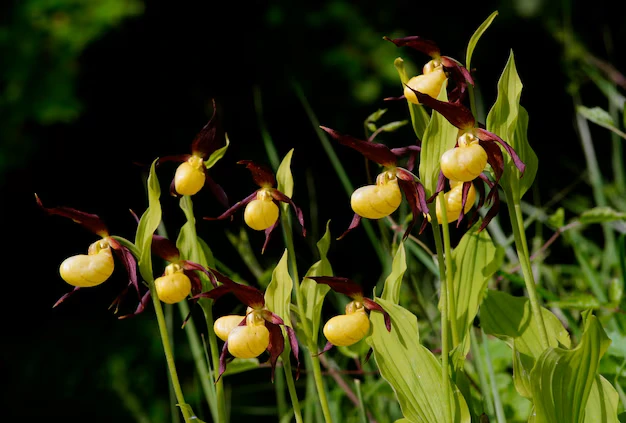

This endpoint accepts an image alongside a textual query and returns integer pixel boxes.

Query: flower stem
[505,189,550,350]
[147,277,193,423]
[437,192,460,348]
[429,205,453,423]
[283,357,304,423]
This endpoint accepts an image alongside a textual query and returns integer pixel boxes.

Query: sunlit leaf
[366,108,388,124]
[179,404,207,422]
[530,311,612,423]
[205,133,230,170]
[393,57,430,139]
[583,375,620,423]
[578,206,626,224]
[378,120,409,133]
[547,294,602,310]
[381,241,407,304]
[265,249,293,327]
[277,148,295,199]
[419,81,457,197]
[486,51,538,199]
[300,221,333,342]
[367,298,470,423]
[466,10,499,71]
[135,159,162,283]
[481,290,571,399]
[443,222,502,365]
[577,106,626,140]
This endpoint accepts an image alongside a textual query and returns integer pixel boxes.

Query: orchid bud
[227,312,270,358]
[213,315,245,341]
[174,155,206,196]
[351,172,402,219]
[154,263,192,304]
[244,189,279,231]
[59,239,114,287]
[436,181,476,224]
[440,133,487,182]
[323,301,370,347]
[403,62,447,105]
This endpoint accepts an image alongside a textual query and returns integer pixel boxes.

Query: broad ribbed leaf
[419,82,458,198]
[367,298,470,423]
[486,51,538,199]
[481,290,571,399]
[579,206,626,224]
[393,57,430,139]
[205,133,230,170]
[466,10,498,71]
[381,242,407,304]
[264,249,293,327]
[530,311,612,423]
[583,375,620,423]
[300,221,333,342]
[443,222,502,364]
[135,159,162,283]
[277,148,294,199]
[577,106,626,140]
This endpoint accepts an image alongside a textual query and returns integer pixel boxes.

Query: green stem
[505,189,550,350]
[354,379,368,423]
[481,329,506,423]
[148,278,193,423]
[470,328,494,419]
[437,192,460,348]
[429,210,453,423]
[166,303,182,423]
[275,365,288,420]
[310,354,334,423]
[283,358,304,423]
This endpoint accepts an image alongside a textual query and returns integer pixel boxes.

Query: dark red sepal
[195,274,265,309]
[315,341,334,356]
[320,126,398,167]
[404,87,476,130]
[238,160,277,187]
[391,145,421,172]
[204,173,229,208]
[383,35,441,57]
[396,168,430,237]
[337,213,361,240]
[157,154,190,166]
[262,217,280,255]
[217,340,231,383]
[35,194,109,238]
[270,189,306,237]
[151,234,181,263]
[53,287,80,308]
[285,325,300,379]
[457,181,473,227]
[267,323,286,382]
[427,171,447,203]
[440,56,474,86]
[383,94,406,101]
[109,237,140,296]
[181,261,218,289]
[480,140,505,184]
[473,128,526,175]
[305,276,364,299]
[362,298,391,332]
[203,191,257,221]
[190,99,223,158]
[118,290,152,320]
[364,347,374,363]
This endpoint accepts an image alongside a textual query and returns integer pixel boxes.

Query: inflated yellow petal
[227,324,270,358]
[59,242,114,287]
[323,309,370,347]
[403,67,447,105]
[244,198,279,230]
[174,156,206,196]
[351,178,402,219]
[214,315,246,341]
[155,271,192,304]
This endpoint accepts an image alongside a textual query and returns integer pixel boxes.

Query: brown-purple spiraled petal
[35,194,109,238]
[480,141,505,184]
[382,35,441,57]
[305,276,364,298]
[195,271,265,308]
[203,191,257,221]
[337,213,362,240]
[440,56,475,86]
[157,154,191,166]
[191,99,224,158]
[285,326,300,379]
[427,171,447,203]
[404,87,476,130]
[267,323,285,382]
[383,94,406,101]
[109,238,140,296]
[53,287,80,308]
[270,189,306,237]
[237,160,277,188]
[262,216,281,255]
[474,128,526,175]
[397,178,419,239]
[185,269,204,296]
[391,145,421,173]
[217,340,230,383]
[364,347,374,363]
[150,234,181,263]
[315,341,334,356]
[362,298,391,332]
[181,260,217,288]
[457,181,473,227]
[118,290,152,320]
[479,187,500,233]
[204,172,229,208]
[261,310,285,325]
[319,126,398,167]
[467,176,487,226]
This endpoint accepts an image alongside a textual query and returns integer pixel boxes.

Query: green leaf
[486,51,538,199]
[419,81,458,197]
[530,311,612,423]
[277,148,295,199]
[135,159,162,283]
[222,358,261,377]
[204,133,230,170]
[579,206,626,224]
[445,222,502,364]
[179,404,207,422]
[546,207,565,229]
[378,120,409,133]
[366,298,470,423]
[300,221,333,342]
[466,10,499,71]
[577,106,626,140]
[264,249,293,327]
[381,241,407,304]
[481,290,571,399]
[547,294,602,310]
[393,57,430,139]
[583,375,620,423]
[366,108,388,124]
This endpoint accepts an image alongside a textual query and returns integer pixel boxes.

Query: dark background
[2,0,625,421]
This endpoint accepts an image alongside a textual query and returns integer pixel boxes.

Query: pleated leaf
[582,375,620,423]
[367,298,470,423]
[466,10,499,71]
[530,311,612,423]
[381,241,407,304]
[265,249,293,327]
[135,159,162,283]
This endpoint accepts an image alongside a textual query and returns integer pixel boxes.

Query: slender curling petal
[319,126,398,167]
[157,153,190,166]
[204,191,257,221]
[382,35,441,57]
[473,128,526,175]
[262,217,280,255]
[191,98,222,158]
[266,323,286,382]
[35,194,109,238]
[118,291,152,320]
[238,160,277,187]
[270,189,306,236]
[204,172,229,208]
[196,271,265,309]
[404,87,476,130]
[53,287,80,308]
[362,298,391,332]
[338,213,362,240]
[109,237,140,296]
[305,276,364,298]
